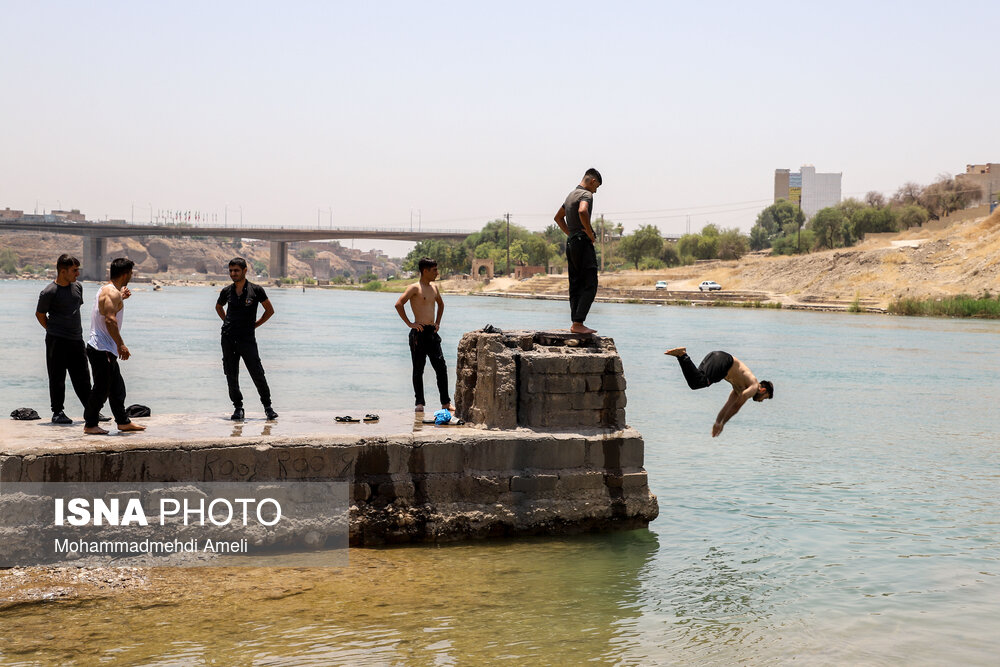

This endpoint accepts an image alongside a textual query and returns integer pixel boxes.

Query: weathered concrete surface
[455,330,627,430]
[0,411,658,546]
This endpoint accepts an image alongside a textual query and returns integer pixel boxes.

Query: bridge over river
[0,219,469,280]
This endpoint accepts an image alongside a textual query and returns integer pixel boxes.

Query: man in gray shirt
[35,254,107,424]
[553,168,602,334]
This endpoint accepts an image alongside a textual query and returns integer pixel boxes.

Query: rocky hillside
[0,232,399,281]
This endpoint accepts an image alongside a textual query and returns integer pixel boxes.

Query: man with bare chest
[395,257,452,412]
[665,347,773,437]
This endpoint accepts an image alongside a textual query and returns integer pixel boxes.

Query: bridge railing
[1,219,472,235]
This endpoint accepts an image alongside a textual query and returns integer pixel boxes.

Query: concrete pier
[81,237,107,281]
[0,331,658,545]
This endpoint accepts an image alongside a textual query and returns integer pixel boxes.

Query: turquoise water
[2,279,999,664]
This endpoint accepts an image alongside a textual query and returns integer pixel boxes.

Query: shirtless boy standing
[665,347,773,437]
[395,257,453,413]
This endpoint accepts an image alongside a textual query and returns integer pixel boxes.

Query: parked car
[654,280,668,290]
[698,280,722,291]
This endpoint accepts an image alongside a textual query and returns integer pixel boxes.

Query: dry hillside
[468,208,1000,308]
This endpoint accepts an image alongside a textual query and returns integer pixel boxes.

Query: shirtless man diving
[665,347,773,437]
[395,257,453,413]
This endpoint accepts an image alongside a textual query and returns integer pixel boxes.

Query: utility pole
[505,212,511,276]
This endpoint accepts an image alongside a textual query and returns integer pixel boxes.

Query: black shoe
[98,413,111,422]
[51,411,73,425]
[264,407,278,421]
[231,407,245,421]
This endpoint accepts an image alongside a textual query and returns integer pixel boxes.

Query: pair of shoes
[51,411,73,425]
[231,407,245,421]
[335,415,360,423]
[264,407,279,421]
[98,413,111,422]
[363,414,379,422]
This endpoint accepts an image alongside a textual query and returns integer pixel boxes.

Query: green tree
[717,228,750,260]
[0,248,18,274]
[897,204,929,229]
[850,207,898,239]
[808,207,848,250]
[298,246,317,260]
[660,241,680,267]
[619,224,663,269]
[750,200,800,249]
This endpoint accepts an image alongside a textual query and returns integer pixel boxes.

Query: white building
[774,165,842,219]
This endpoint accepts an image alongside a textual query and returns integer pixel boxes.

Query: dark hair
[56,254,80,271]
[229,257,248,269]
[759,380,773,399]
[109,257,135,279]
[418,257,437,273]
[585,168,603,185]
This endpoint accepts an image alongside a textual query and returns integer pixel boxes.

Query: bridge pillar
[269,241,288,278]
[82,237,107,281]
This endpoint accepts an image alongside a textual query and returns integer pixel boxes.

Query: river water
[1,280,999,665]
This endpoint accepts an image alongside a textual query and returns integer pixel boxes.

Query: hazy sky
[3,1,998,254]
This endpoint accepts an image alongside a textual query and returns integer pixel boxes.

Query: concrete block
[464,439,518,471]
[585,375,603,392]
[605,471,648,489]
[352,482,371,502]
[510,474,558,493]
[558,471,606,492]
[545,394,574,413]
[525,355,570,375]
[619,437,644,468]
[573,355,612,374]
[572,392,608,410]
[377,480,416,501]
[524,437,587,469]
[547,375,585,394]
[414,441,464,474]
[602,374,627,391]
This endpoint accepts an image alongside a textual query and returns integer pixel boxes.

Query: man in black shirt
[34,254,108,424]
[553,168,602,334]
[215,258,277,420]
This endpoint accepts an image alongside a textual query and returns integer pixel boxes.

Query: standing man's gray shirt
[562,186,594,236]
[36,282,84,340]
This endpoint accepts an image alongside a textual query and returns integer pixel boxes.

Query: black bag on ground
[10,408,41,420]
[126,404,151,418]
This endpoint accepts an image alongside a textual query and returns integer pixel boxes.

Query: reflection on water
[2,533,660,665]
[1,282,1000,664]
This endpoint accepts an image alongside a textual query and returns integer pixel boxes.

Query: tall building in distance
[774,165,842,219]
[955,163,998,206]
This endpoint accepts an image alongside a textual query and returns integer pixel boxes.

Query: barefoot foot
[118,422,146,432]
[665,347,686,357]
[84,426,109,435]
[569,323,597,335]
[442,404,455,411]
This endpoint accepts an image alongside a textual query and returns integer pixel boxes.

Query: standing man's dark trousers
[676,351,734,390]
[45,335,91,415]
[84,346,131,428]
[409,327,450,407]
[222,334,272,409]
[566,233,599,324]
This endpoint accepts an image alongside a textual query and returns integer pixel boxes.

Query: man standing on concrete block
[35,254,109,425]
[395,257,453,413]
[554,168,602,335]
[83,258,145,435]
[216,257,278,421]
